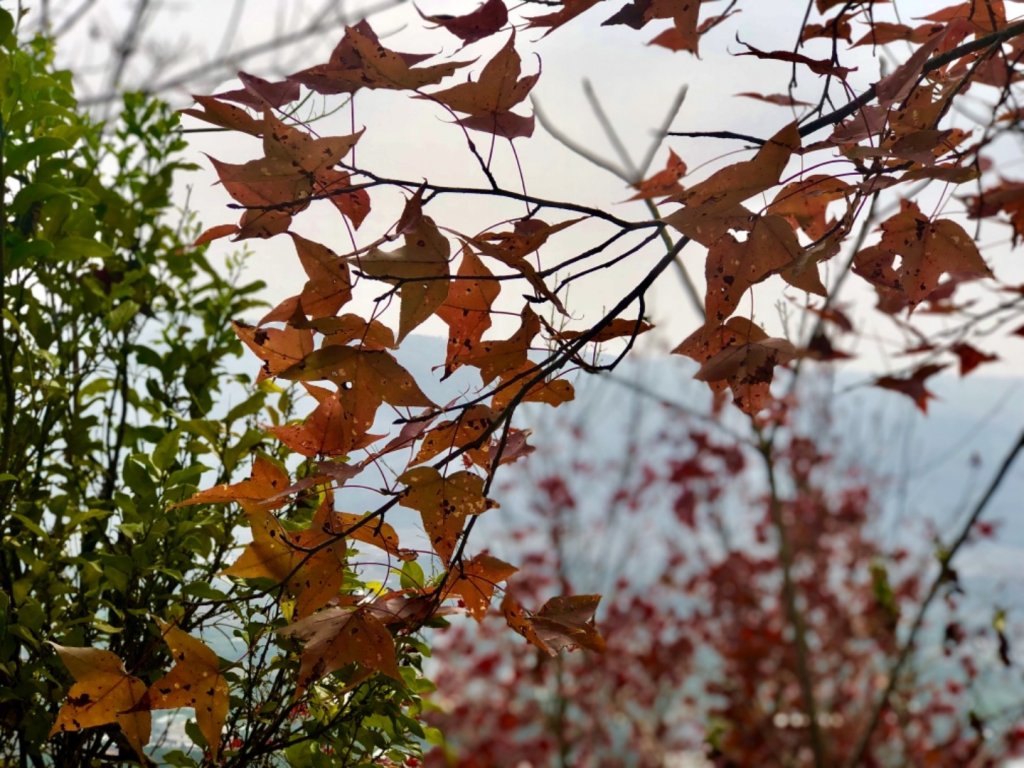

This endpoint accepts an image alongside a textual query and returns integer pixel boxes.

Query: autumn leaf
[872,200,992,305]
[554,318,654,343]
[174,454,289,509]
[399,467,496,563]
[180,94,262,135]
[704,215,811,323]
[418,0,508,45]
[267,386,370,458]
[214,71,301,110]
[736,42,855,78]
[437,245,501,379]
[735,92,812,107]
[767,175,852,240]
[289,21,469,95]
[627,150,687,200]
[526,0,602,33]
[279,607,402,695]
[605,0,702,55]
[675,318,786,415]
[49,644,150,762]
[491,363,575,413]
[413,404,495,467]
[234,321,314,381]
[427,33,538,138]
[455,305,541,385]
[505,594,606,655]
[224,500,347,618]
[262,235,352,323]
[665,122,801,246]
[322,511,415,561]
[875,363,948,413]
[951,343,998,376]
[442,553,518,621]
[356,191,451,343]
[146,621,229,760]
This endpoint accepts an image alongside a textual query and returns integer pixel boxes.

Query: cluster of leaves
[0,10,438,767]
[426,400,1023,767]
[38,0,1024,764]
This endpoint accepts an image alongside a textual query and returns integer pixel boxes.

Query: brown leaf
[356,191,451,343]
[951,343,998,376]
[289,21,469,95]
[174,454,289,509]
[398,467,496,563]
[49,644,150,762]
[442,553,518,621]
[875,363,948,413]
[426,33,538,138]
[735,92,812,107]
[413,404,495,467]
[531,594,606,653]
[437,245,501,379]
[279,607,401,695]
[418,0,508,44]
[665,122,800,246]
[147,622,229,760]
[627,150,687,200]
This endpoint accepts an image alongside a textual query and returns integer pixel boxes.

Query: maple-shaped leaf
[418,0,508,45]
[505,594,605,654]
[966,178,1024,244]
[295,313,397,349]
[436,245,500,379]
[278,606,401,695]
[767,175,851,240]
[234,321,314,381]
[146,621,229,760]
[704,215,807,323]
[180,94,262,135]
[455,305,540,385]
[413,404,495,467]
[665,122,800,246]
[322,510,415,561]
[267,385,371,458]
[224,501,346,618]
[875,363,948,413]
[951,343,998,376]
[491,362,575,413]
[213,72,300,110]
[471,218,580,312]
[48,644,150,762]
[426,33,538,138]
[263,235,352,322]
[398,467,496,563]
[626,150,687,200]
[675,317,785,415]
[442,553,517,622]
[356,191,451,343]
[872,200,992,305]
[605,0,702,55]
[290,21,469,95]
[174,454,289,509]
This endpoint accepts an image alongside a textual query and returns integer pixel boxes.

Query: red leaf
[875,363,948,413]
[418,0,508,45]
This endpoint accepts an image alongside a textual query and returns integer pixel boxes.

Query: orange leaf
[451,305,540,385]
[48,644,150,762]
[147,621,229,760]
[413,404,495,467]
[665,122,801,246]
[279,607,402,695]
[875,200,992,305]
[234,321,314,381]
[442,553,518,621]
[174,454,289,509]
[437,245,501,379]
[554,317,653,343]
[357,191,451,343]
[398,467,496,564]
[627,150,687,200]
[491,363,575,413]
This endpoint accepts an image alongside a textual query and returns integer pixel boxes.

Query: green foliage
[0,10,432,766]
